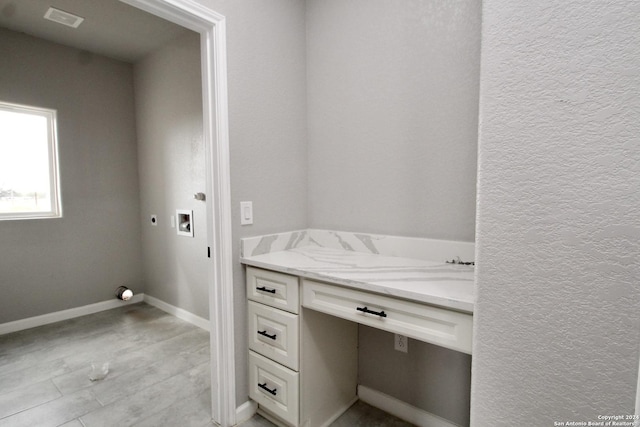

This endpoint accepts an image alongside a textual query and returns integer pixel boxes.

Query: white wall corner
[143,294,210,331]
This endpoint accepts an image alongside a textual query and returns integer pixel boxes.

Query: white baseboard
[143,294,210,331]
[358,385,461,427]
[0,293,145,336]
[0,293,211,335]
[236,400,258,425]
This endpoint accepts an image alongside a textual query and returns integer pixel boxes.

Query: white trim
[236,400,258,425]
[118,1,234,426]
[358,385,461,427]
[143,294,209,331]
[0,101,62,221]
[200,8,236,427]
[0,293,211,335]
[201,11,236,427]
[0,294,144,336]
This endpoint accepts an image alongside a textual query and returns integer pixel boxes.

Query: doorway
[119,1,234,425]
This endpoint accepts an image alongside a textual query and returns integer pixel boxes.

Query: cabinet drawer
[302,279,473,354]
[249,350,299,426]
[247,267,299,314]
[248,300,299,371]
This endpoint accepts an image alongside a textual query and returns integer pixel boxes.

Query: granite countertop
[241,245,475,314]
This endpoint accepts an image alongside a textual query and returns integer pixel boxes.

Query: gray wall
[0,28,143,323]
[202,0,309,405]
[472,0,640,424]
[359,326,471,426]
[306,0,480,242]
[133,32,209,319]
[305,1,481,424]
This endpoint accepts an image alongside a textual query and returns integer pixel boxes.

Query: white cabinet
[246,266,299,314]
[246,266,472,426]
[248,300,299,371]
[302,279,473,354]
[247,267,301,427]
[249,351,299,426]
[246,267,357,427]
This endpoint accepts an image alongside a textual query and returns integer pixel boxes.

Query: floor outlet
[394,334,408,353]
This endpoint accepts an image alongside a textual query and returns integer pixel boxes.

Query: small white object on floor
[89,362,110,381]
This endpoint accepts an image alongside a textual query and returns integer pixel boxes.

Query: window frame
[0,101,62,220]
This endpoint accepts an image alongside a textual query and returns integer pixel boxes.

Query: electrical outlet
[394,334,408,353]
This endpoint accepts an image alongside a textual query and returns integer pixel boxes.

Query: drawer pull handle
[356,306,387,318]
[256,286,276,294]
[258,382,277,396]
[257,330,277,340]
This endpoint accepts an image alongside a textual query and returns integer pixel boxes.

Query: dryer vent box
[176,209,193,237]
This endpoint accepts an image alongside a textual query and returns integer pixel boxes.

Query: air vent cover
[44,7,84,28]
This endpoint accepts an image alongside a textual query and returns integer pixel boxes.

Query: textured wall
[472,0,640,424]
[199,0,309,405]
[306,0,480,242]
[134,32,209,319]
[0,29,143,323]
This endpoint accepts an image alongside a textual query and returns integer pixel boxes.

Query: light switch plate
[240,201,253,225]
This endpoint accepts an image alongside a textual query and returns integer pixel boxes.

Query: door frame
[119,1,235,425]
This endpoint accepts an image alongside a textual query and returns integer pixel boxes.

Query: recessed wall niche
[176,209,193,237]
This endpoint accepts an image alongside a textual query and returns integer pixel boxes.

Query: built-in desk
[241,230,474,427]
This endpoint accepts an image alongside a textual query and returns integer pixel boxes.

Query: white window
[0,101,62,220]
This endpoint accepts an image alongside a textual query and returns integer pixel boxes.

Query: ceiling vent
[44,7,84,28]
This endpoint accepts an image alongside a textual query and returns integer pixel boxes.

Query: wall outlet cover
[394,334,408,353]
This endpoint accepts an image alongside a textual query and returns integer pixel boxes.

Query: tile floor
[238,401,414,427]
[0,303,413,427]
[0,303,211,427]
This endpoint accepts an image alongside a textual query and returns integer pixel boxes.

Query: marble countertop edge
[240,254,474,314]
